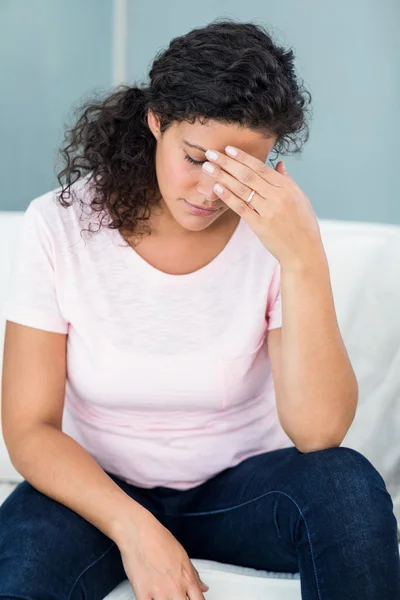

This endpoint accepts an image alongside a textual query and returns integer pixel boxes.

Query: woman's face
[147,110,277,234]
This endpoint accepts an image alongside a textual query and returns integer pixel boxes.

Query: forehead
[174,119,276,157]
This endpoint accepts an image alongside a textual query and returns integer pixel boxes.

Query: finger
[164,590,193,600]
[224,145,286,186]
[203,162,270,215]
[212,182,262,228]
[193,567,209,591]
[205,147,284,189]
[185,583,207,600]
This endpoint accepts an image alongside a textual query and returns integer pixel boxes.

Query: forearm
[278,251,359,452]
[9,423,151,546]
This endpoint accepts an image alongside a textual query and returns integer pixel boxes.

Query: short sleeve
[266,262,282,330]
[2,200,69,333]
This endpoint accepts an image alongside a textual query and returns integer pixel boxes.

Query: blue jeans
[0,446,399,599]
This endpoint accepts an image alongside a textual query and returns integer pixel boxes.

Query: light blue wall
[126,1,399,225]
[1,1,398,225]
[0,1,113,210]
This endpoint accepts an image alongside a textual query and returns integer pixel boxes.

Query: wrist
[110,498,155,549]
[280,244,328,276]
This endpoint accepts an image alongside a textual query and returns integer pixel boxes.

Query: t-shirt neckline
[110,216,245,284]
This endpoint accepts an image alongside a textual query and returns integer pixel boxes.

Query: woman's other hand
[117,508,209,599]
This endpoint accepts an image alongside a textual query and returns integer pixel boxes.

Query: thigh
[0,475,163,600]
[163,446,301,572]
[164,445,398,581]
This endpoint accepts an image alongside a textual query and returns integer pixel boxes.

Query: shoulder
[26,175,104,244]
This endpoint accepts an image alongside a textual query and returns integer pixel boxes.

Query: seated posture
[1,19,399,600]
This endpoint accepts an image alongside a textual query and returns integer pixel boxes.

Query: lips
[185,200,220,212]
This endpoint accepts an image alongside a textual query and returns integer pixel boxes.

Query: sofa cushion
[103,559,301,599]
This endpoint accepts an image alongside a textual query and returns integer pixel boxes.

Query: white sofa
[0,211,399,600]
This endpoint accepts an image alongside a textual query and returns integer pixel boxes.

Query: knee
[301,445,385,486]
[294,446,396,528]
[0,524,44,598]
[0,484,63,598]
[0,549,44,598]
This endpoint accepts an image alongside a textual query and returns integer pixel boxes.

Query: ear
[147,109,161,138]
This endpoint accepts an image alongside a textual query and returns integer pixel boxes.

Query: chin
[178,213,223,232]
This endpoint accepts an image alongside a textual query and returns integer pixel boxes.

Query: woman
[1,18,399,600]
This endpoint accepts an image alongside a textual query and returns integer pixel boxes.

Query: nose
[196,172,219,201]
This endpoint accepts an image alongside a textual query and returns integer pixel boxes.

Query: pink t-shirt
[3,178,293,489]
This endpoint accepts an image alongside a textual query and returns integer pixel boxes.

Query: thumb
[275,160,289,176]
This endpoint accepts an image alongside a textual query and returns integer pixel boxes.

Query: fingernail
[205,149,218,160]
[225,146,238,156]
[202,162,215,173]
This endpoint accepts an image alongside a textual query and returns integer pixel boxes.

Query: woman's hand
[200,146,326,269]
[117,509,209,599]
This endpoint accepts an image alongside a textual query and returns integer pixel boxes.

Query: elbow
[285,422,349,454]
[287,389,359,455]
[295,439,343,454]
[293,430,348,454]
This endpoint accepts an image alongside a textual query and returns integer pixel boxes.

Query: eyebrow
[183,139,207,153]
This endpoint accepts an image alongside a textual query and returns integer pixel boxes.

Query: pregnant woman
[1,18,399,600]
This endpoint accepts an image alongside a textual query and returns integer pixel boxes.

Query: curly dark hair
[56,18,312,241]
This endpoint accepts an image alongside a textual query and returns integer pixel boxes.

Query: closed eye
[184,153,205,166]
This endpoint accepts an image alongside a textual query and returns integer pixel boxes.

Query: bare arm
[276,256,358,452]
[1,321,148,545]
